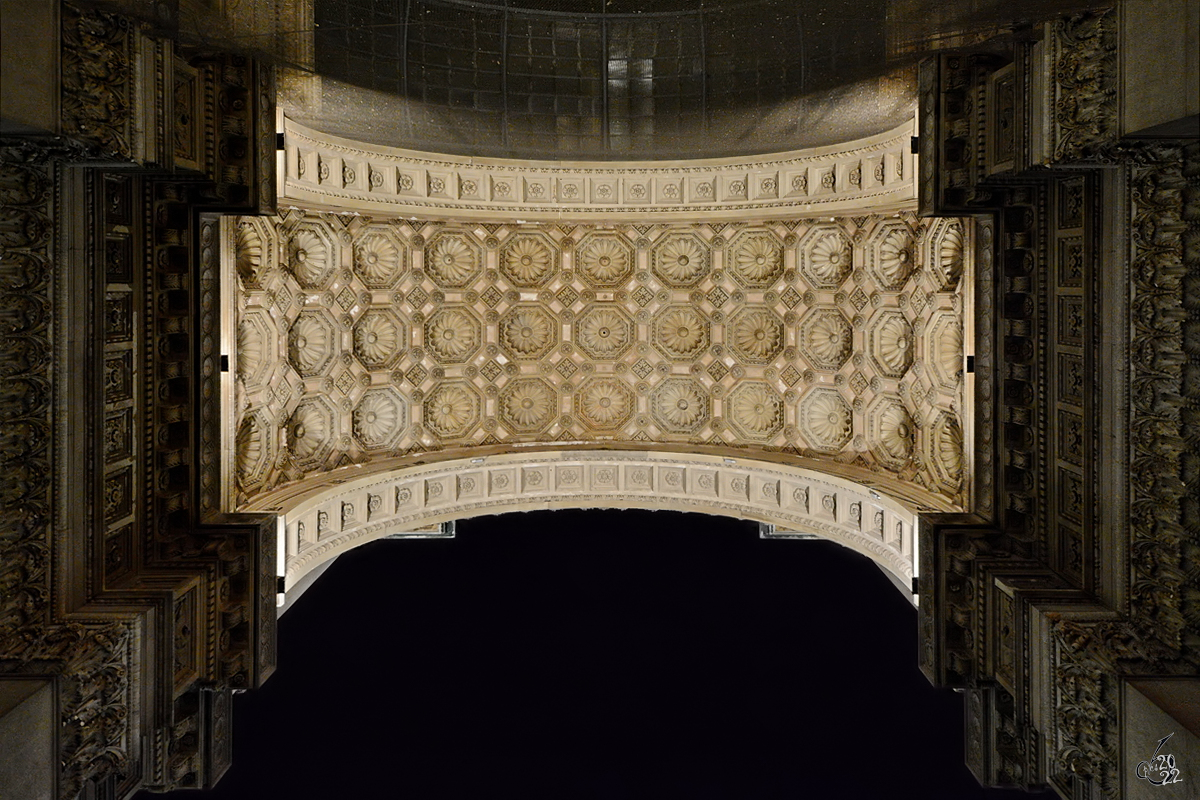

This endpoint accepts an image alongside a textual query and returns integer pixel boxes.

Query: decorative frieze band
[239,450,920,596]
[280,118,918,222]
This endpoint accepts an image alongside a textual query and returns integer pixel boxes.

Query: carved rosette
[500,305,557,360]
[236,409,275,491]
[727,230,784,288]
[353,231,405,288]
[868,223,916,290]
[499,378,557,433]
[353,309,407,369]
[868,311,914,379]
[288,310,338,377]
[928,218,964,290]
[235,220,266,286]
[500,233,556,286]
[576,377,634,430]
[288,226,335,289]
[287,399,337,469]
[798,226,851,289]
[927,311,963,390]
[352,388,408,450]
[800,388,853,451]
[650,378,709,433]
[576,233,634,287]
[576,305,634,360]
[726,382,783,440]
[868,397,915,466]
[425,232,482,287]
[651,232,710,287]
[798,307,853,371]
[237,311,273,389]
[926,410,964,490]
[423,382,481,438]
[424,306,482,363]
[652,305,710,360]
[728,307,784,364]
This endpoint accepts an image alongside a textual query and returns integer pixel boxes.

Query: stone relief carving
[353,231,405,288]
[728,230,784,288]
[352,388,408,450]
[424,306,482,364]
[425,232,482,287]
[800,388,854,451]
[576,234,634,287]
[281,118,917,222]
[288,226,334,289]
[869,222,917,290]
[227,213,968,509]
[799,226,852,289]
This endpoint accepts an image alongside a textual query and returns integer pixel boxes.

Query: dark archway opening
[147,509,1055,799]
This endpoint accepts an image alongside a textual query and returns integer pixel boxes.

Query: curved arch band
[242,450,922,599]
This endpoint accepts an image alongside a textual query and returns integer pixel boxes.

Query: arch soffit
[242,449,930,597]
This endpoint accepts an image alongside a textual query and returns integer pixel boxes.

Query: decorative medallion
[288,398,337,468]
[353,388,408,450]
[798,307,853,371]
[423,382,481,438]
[928,410,964,489]
[500,305,558,360]
[799,388,853,451]
[575,305,634,360]
[424,306,482,363]
[650,232,710,287]
[727,230,784,288]
[650,378,709,433]
[499,378,557,433]
[728,307,784,364]
[726,381,784,440]
[652,305,710,360]
[576,377,634,430]
[576,233,634,287]
[425,232,482,287]
[500,232,556,287]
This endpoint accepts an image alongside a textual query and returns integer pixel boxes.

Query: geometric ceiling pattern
[232,211,968,509]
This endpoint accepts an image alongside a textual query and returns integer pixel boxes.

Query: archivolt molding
[226,212,971,509]
[238,450,922,595]
[280,117,917,222]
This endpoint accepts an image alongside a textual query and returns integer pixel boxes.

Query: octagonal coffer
[352,228,406,289]
[424,305,482,364]
[575,304,634,361]
[797,307,853,372]
[650,377,710,434]
[500,304,558,361]
[287,224,336,290]
[499,377,557,433]
[650,232,710,287]
[797,225,851,290]
[727,306,784,365]
[424,231,482,288]
[353,387,408,450]
[575,377,635,431]
[353,308,408,370]
[652,305,710,361]
[575,233,634,287]
[423,381,481,439]
[726,229,784,289]
[799,388,853,452]
[500,232,557,287]
[725,381,783,441]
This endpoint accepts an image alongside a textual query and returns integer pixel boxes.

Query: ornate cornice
[239,449,923,595]
[279,117,918,222]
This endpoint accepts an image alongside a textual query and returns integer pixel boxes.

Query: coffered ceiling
[230,211,969,512]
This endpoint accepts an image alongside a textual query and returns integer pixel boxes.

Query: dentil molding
[279,117,918,222]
